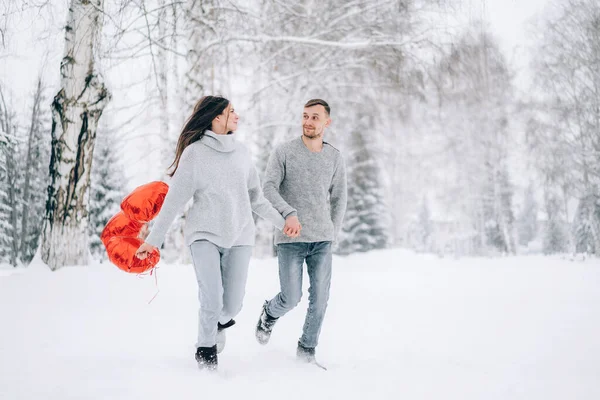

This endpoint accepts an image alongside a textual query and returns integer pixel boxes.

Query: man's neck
[301,135,324,152]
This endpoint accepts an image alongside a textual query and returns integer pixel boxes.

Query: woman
[136,96,299,371]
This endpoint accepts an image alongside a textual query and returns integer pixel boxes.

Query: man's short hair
[304,99,330,116]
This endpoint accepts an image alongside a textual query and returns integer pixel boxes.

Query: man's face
[302,105,331,139]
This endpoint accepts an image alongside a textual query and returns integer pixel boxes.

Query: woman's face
[213,104,239,133]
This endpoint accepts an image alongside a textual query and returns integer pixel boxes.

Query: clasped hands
[283,215,302,238]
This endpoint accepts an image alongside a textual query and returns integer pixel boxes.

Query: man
[255,99,347,365]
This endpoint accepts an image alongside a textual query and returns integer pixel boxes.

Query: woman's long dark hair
[168,95,230,177]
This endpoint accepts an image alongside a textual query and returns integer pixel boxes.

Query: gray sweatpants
[189,240,253,348]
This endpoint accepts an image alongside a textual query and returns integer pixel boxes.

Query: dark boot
[195,345,218,370]
[296,341,316,363]
[255,300,278,345]
[216,319,235,354]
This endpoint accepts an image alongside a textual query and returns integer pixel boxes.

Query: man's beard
[303,127,321,139]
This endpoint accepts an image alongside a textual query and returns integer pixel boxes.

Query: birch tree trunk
[41,0,111,270]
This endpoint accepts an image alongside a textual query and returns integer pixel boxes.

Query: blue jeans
[266,241,333,348]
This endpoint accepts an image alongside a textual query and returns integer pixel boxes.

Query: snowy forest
[0,0,599,269]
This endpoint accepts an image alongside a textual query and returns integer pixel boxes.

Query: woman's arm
[143,147,197,249]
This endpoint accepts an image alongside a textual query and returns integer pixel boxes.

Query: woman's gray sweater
[144,130,286,249]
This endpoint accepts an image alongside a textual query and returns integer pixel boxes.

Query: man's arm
[330,154,348,239]
[262,147,297,218]
[248,163,285,230]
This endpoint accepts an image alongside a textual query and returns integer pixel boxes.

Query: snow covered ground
[1,249,599,400]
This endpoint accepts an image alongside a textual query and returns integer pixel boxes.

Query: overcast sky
[459,0,550,89]
[2,0,551,92]
[1,0,552,186]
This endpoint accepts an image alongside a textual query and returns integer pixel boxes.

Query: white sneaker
[216,329,226,354]
[216,319,235,354]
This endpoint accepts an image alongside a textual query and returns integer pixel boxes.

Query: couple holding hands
[135,96,347,370]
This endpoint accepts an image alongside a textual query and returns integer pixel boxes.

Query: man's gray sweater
[145,130,286,249]
[263,137,347,245]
